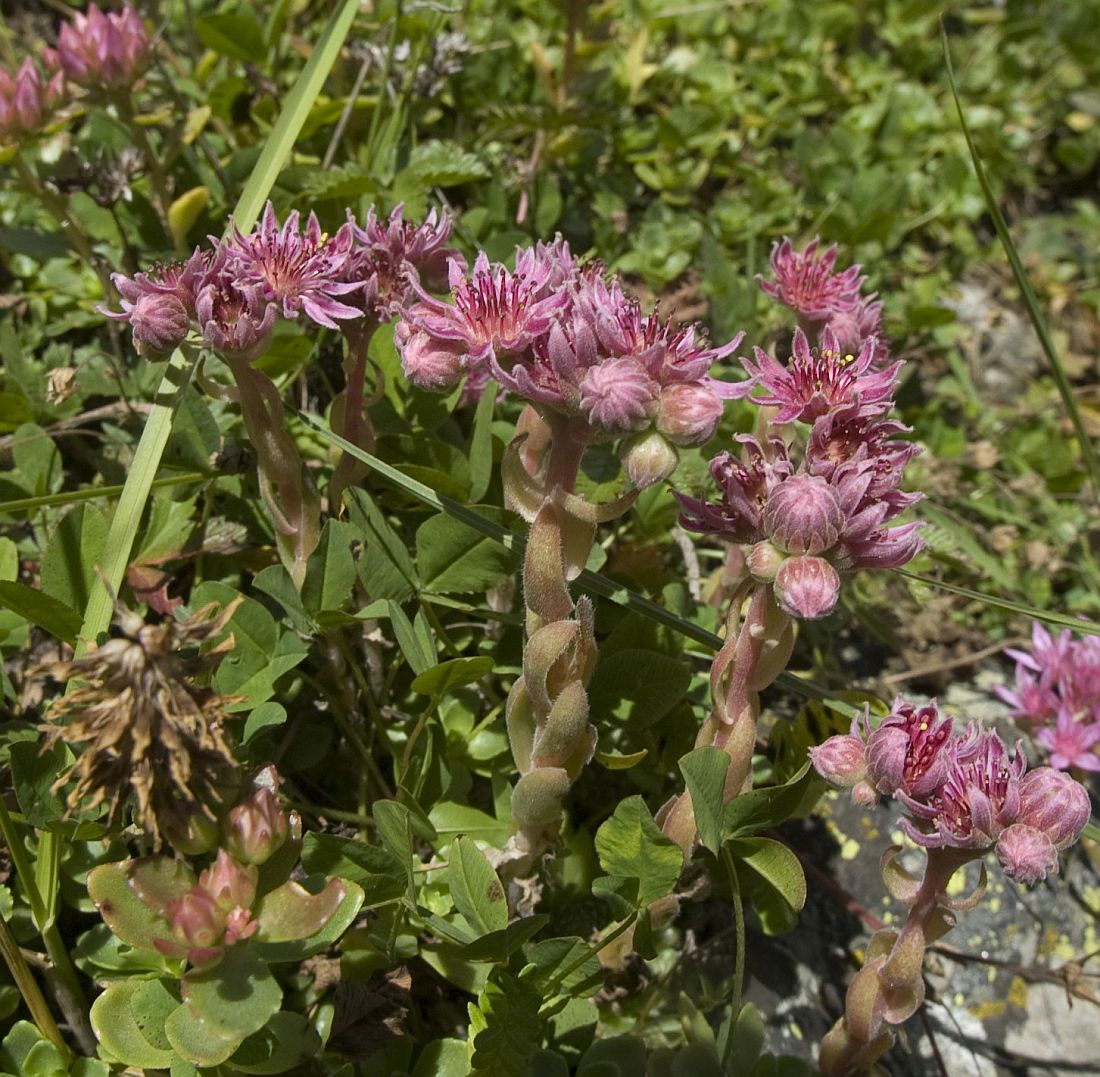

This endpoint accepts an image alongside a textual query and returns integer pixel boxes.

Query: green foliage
[1,0,1097,1070]
[594,797,683,910]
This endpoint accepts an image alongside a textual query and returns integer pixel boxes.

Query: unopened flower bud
[56,3,150,92]
[579,357,659,435]
[774,555,840,620]
[620,430,678,489]
[810,734,868,788]
[165,888,225,951]
[130,292,189,359]
[199,850,258,912]
[223,787,289,865]
[224,906,259,946]
[851,779,880,807]
[996,823,1059,885]
[396,319,465,390]
[656,383,723,446]
[763,474,843,555]
[747,541,786,583]
[1016,768,1091,849]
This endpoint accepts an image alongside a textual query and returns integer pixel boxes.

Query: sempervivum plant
[394,237,744,870]
[997,621,1100,772]
[86,769,364,1070]
[811,699,1090,1074]
[657,245,923,862]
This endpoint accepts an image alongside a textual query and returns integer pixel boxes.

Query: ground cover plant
[0,1,1098,1074]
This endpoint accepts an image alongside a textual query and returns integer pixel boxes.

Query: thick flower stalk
[659,580,795,855]
[662,283,923,858]
[395,238,743,866]
[106,202,455,586]
[997,621,1100,772]
[811,698,1091,1075]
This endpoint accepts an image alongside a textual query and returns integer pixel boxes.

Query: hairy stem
[329,321,379,513]
[819,847,976,1076]
[228,357,320,588]
[661,583,787,856]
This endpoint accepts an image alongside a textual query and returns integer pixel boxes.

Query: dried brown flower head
[40,598,243,850]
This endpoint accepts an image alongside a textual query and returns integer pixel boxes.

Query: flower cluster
[677,326,921,619]
[106,201,459,361]
[0,4,149,146]
[0,57,65,144]
[758,236,886,359]
[811,697,1091,884]
[45,3,150,93]
[396,239,743,485]
[996,621,1100,772]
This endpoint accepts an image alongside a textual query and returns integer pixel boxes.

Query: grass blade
[0,472,205,516]
[76,0,360,651]
[75,356,194,652]
[893,567,1100,638]
[941,22,1100,503]
[233,0,360,230]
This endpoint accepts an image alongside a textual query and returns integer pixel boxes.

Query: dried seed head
[39,597,242,850]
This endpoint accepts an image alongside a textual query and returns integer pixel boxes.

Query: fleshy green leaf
[226,1012,321,1075]
[180,947,282,1042]
[251,878,364,961]
[87,859,189,951]
[164,1002,241,1067]
[89,981,176,1069]
[254,878,351,942]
